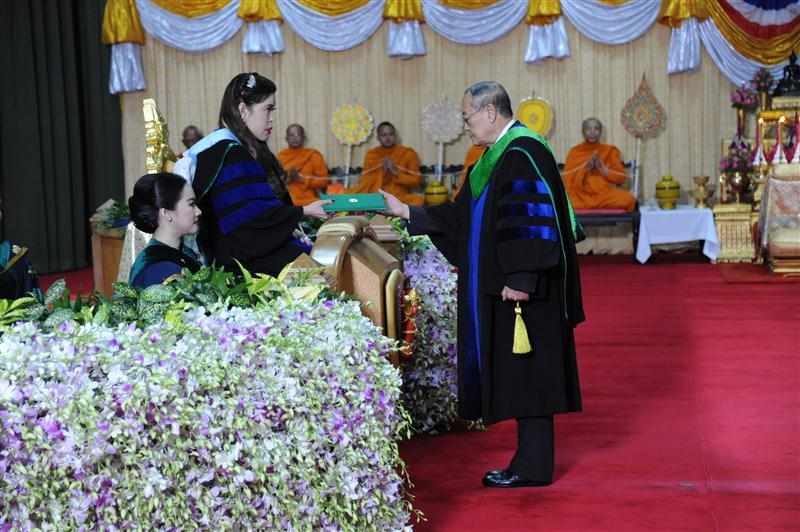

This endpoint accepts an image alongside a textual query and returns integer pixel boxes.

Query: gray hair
[464,81,513,118]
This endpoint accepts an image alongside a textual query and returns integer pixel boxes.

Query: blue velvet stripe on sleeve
[219,199,282,234]
[215,161,265,187]
[498,202,555,220]
[497,225,559,243]
[212,183,276,212]
[501,179,549,196]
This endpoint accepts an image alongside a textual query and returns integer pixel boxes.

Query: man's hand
[501,286,529,302]
[587,151,600,170]
[379,189,410,220]
[302,199,332,220]
[383,157,398,175]
[287,168,301,184]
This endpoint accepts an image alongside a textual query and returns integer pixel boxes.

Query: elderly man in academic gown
[382,81,583,488]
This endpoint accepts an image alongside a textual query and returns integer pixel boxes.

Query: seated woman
[128,172,202,288]
[277,124,330,206]
[0,196,40,300]
[347,122,424,206]
[189,73,329,276]
[562,118,635,212]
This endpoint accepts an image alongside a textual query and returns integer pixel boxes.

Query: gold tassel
[513,302,532,354]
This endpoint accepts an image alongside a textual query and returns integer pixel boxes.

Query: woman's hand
[501,286,529,302]
[379,189,410,220]
[303,199,332,220]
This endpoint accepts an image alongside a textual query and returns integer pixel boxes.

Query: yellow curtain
[296,0,371,17]
[102,0,144,45]
[439,0,501,9]
[526,0,561,26]
[597,0,629,5]
[706,1,799,65]
[238,0,282,22]
[149,0,232,18]
[658,0,708,29]
[384,0,424,22]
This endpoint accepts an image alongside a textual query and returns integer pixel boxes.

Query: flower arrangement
[750,68,774,93]
[0,273,411,528]
[719,140,754,175]
[730,85,758,110]
[400,235,459,433]
[330,104,373,146]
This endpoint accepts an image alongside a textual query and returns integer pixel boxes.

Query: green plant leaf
[44,278,66,306]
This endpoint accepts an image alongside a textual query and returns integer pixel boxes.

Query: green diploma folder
[319,193,388,213]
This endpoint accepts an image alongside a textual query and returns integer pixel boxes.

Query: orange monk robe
[349,145,424,206]
[452,145,486,201]
[562,142,635,212]
[277,147,329,206]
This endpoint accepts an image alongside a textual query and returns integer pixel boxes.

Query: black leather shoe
[482,469,552,488]
[483,468,509,480]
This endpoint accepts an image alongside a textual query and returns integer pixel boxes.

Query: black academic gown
[192,141,308,276]
[409,132,583,424]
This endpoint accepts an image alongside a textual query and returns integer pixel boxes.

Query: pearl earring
[241,115,247,124]
[168,217,173,222]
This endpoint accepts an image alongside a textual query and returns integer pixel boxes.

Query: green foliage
[0,263,333,333]
[93,200,130,231]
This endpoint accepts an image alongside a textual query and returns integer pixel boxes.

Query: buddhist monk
[562,118,635,212]
[452,144,486,200]
[277,124,330,206]
[182,125,203,150]
[349,122,423,206]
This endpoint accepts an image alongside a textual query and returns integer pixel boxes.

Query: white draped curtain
[109,0,794,94]
[560,0,660,45]
[276,0,384,52]
[421,0,527,45]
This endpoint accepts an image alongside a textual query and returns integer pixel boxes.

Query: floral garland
[0,297,411,527]
[400,235,459,433]
[330,104,373,146]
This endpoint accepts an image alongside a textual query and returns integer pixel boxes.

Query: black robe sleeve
[493,138,565,294]
[407,200,461,266]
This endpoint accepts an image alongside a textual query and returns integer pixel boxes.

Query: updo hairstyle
[128,172,187,234]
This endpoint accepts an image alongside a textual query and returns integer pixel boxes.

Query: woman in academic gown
[189,73,329,276]
[128,172,202,288]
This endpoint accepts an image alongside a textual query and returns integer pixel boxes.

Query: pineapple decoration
[620,75,666,201]
[421,96,464,203]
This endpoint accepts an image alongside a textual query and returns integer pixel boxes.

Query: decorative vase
[689,175,714,209]
[728,171,746,204]
[424,181,449,205]
[655,175,681,209]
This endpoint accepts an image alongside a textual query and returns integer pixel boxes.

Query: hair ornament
[246,74,256,89]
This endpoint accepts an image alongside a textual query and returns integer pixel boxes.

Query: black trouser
[509,415,554,481]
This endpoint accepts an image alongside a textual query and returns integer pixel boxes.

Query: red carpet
[719,262,800,284]
[39,267,94,296]
[402,254,799,530]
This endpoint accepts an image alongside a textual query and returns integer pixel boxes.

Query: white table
[636,205,720,263]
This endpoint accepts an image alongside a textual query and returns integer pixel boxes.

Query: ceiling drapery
[102,0,797,94]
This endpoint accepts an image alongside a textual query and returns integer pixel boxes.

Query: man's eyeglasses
[462,106,485,125]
